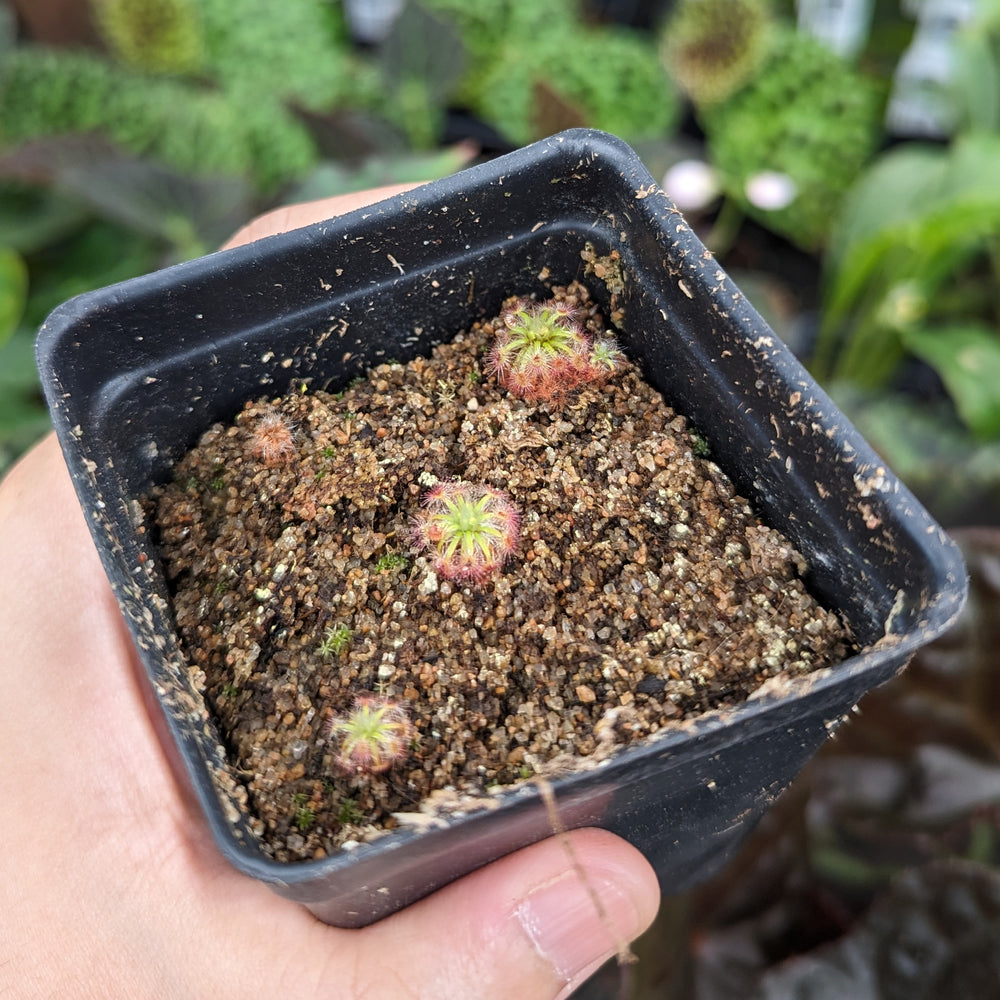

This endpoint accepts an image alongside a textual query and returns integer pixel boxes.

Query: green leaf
[55,156,251,260]
[901,323,1000,440]
[0,184,90,255]
[826,134,1000,281]
[825,144,948,277]
[816,135,1000,383]
[0,247,28,350]
[953,28,1000,131]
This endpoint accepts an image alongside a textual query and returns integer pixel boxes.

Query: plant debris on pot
[36,129,967,928]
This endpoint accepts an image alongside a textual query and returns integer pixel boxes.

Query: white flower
[661,159,720,212]
[744,171,798,211]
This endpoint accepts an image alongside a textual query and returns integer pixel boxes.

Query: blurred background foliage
[3,3,1000,993]
[3,0,1000,519]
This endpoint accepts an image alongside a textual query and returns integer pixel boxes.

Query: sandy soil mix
[152,281,852,862]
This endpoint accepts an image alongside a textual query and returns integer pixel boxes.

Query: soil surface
[152,282,852,861]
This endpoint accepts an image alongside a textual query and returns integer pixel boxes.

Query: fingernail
[515,867,640,993]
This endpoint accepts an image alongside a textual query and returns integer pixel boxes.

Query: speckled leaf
[901,323,1000,440]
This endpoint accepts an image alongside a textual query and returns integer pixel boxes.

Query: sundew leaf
[900,323,1000,440]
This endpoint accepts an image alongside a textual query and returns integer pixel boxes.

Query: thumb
[342,827,660,1000]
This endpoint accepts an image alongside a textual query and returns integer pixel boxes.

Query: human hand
[0,186,660,999]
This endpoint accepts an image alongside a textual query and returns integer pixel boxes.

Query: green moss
[471,25,679,145]
[92,0,206,76]
[660,0,772,107]
[196,0,357,110]
[0,47,321,190]
[702,29,883,250]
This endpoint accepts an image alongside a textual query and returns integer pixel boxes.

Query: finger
[221,183,422,250]
[324,827,661,1000]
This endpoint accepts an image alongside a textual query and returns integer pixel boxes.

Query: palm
[2,177,660,998]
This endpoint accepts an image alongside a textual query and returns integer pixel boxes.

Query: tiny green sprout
[588,338,626,378]
[291,791,309,806]
[317,624,352,658]
[213,580,230,596]
[411,480,521,585]
[209,476,226,491]
[337,797,362,824]
[294,805,316,831]
[689,429,711,457]
[374,552,410,573]
[325,696,414,776]
[322,446,337,458]
[221,682,239,699]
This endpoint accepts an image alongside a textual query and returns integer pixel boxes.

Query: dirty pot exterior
[36,130,966,926]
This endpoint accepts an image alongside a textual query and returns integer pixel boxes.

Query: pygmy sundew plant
[247,407,297,467]
[486,298,625,400]
[411,480,520,585]
[325,696,414,777]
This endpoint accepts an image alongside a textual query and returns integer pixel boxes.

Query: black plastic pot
[36,129,966,928]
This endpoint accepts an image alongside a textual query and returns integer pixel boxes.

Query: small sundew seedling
[688,427,712,457]
[587,337,626,381]
[374,552,410,573]
[411,480,521,585]
[486,298,626,400]
[317,624,352,658]
[294,805,316,831]
[337,796,362,825]
[248,408,297,467]
[325,696,414,776]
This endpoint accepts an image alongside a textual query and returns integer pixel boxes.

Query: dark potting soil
[152,281,852,861]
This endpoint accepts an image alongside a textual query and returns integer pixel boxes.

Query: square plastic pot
[36,129,967,928]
